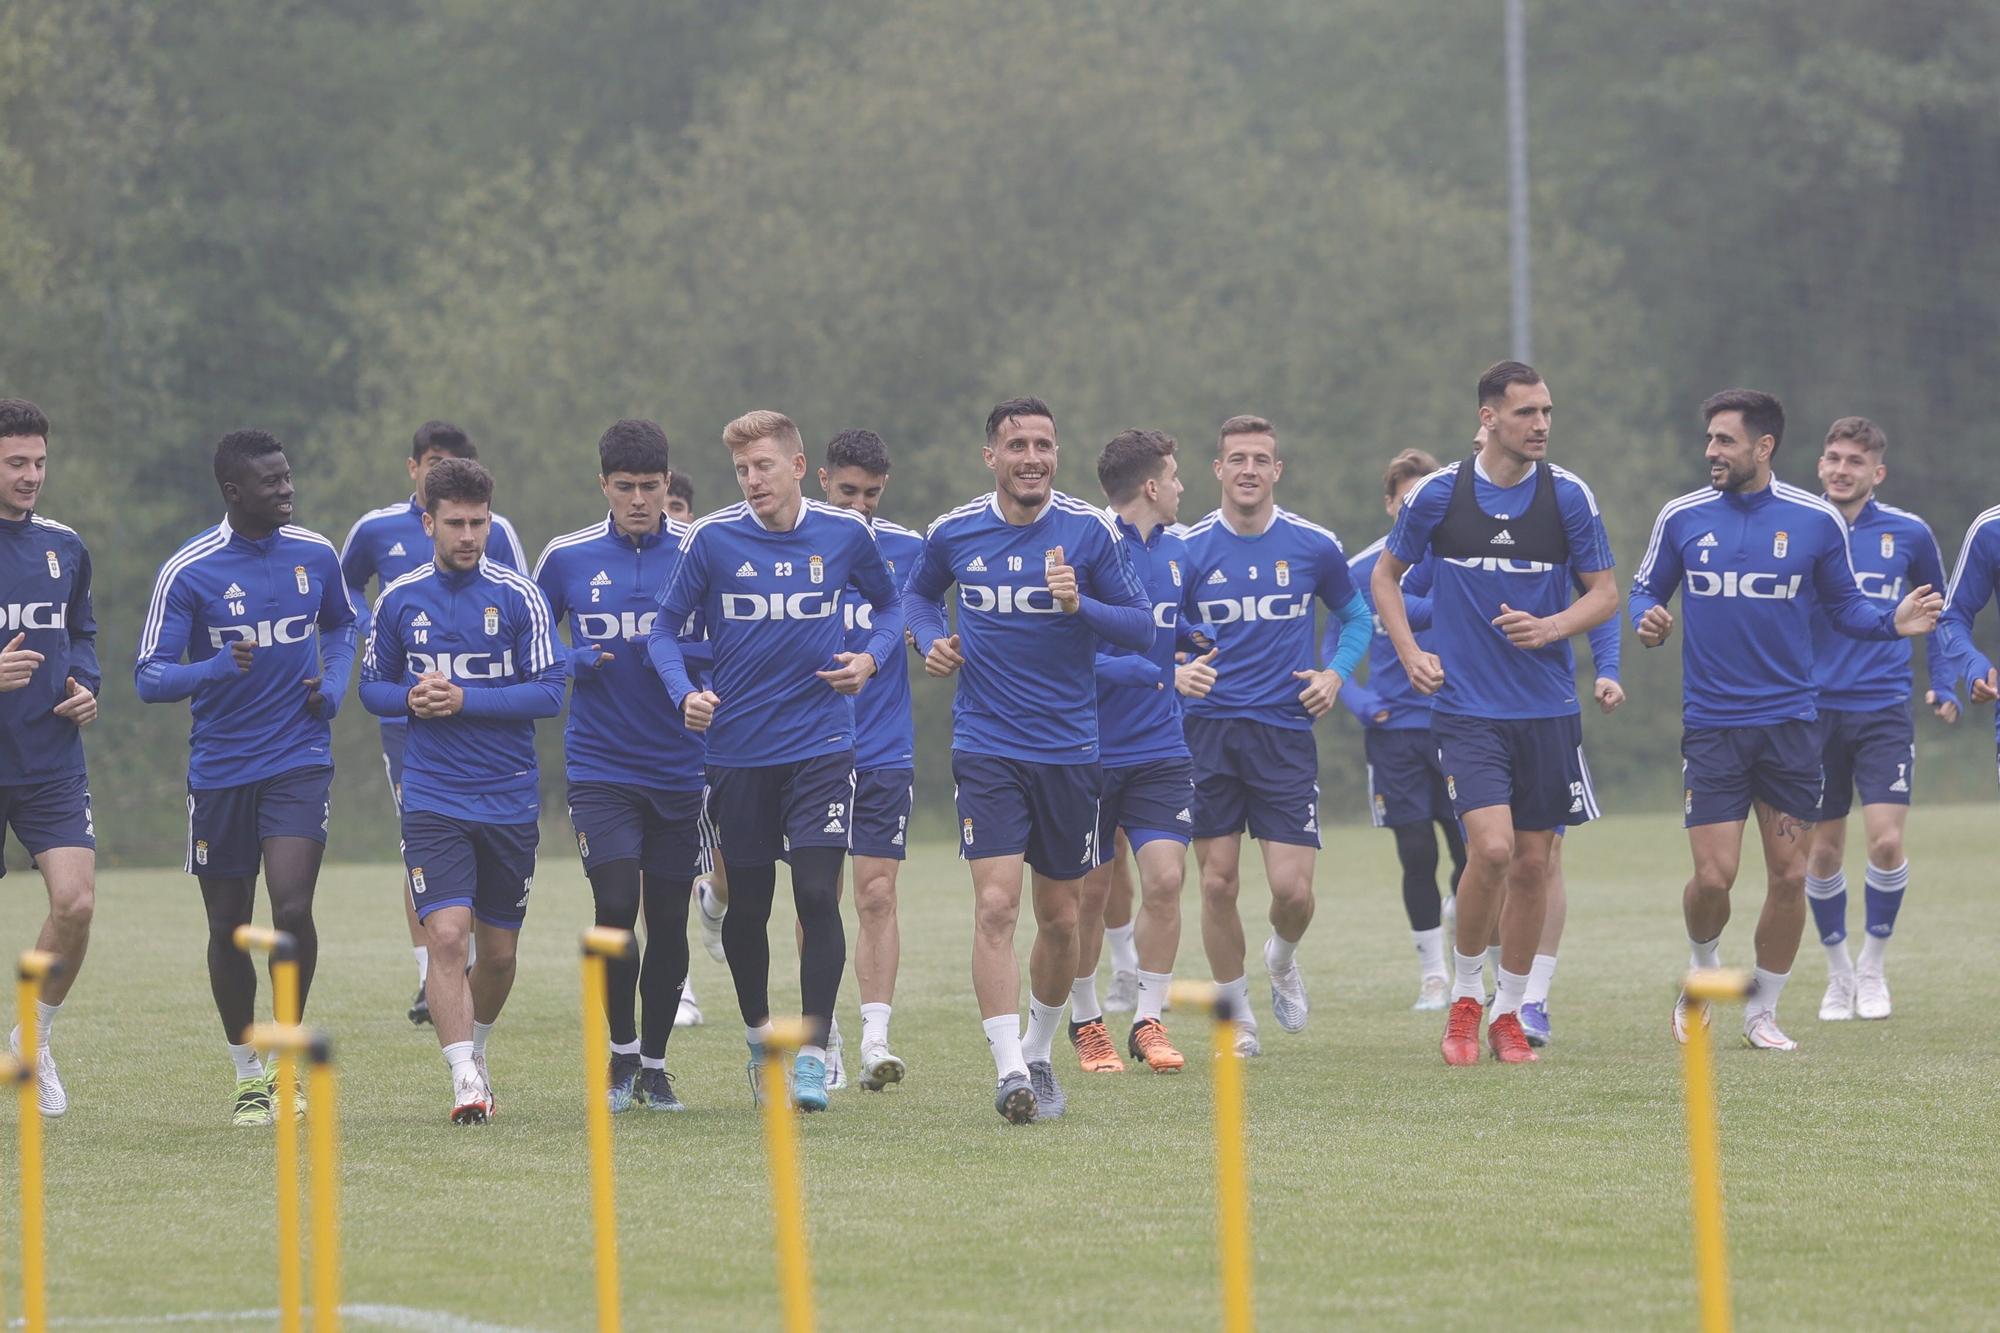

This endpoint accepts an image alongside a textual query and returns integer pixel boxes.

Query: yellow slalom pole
[760,1018,815,1333]
[1681,967,1752,1333]
[304,1035,342,1333]
[18,949,61,1333]
[236,926,302,1333]
[580,927,636,1333]
[1174,981,1255,1332]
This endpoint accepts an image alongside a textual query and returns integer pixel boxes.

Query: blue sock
[1805,869,1847,945]
[1863,861,1908,938]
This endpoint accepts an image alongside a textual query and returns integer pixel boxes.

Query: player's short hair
[825,429,891,476]
[212,429,285,486]
[1217,415,1276,451]
[411,420,477,461]
[1383,448,1441,498]
[1096,429,1177,504]
[985,397,1056,443]
[598,418,670,476]
[667,472,694,505]
[424,457,494,513]
[0,399,50,441]
[723,410,803,455]
[1702,388,1786,452]
[1824,415,1887,457]
[1477,360,1543,407]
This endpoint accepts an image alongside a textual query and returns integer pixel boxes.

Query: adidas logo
[891,830,905,846]
[388,541,407,557]
[735,561,757,577]
[222,582,246,599]
[967,556,987,573]
[1206,569,1228,584]
[589,570,612,586]
[1490,529,1515,547]
[1697,533,1718,548]
[822,817,845,834]
[412,611,432,627]
[1569,794,1584,814]
[1175,808,1192,824]
[1889,776,1909,794]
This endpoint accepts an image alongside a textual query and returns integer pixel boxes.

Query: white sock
[471,1020,494,1059]
[681,975,698,1004]
[983,1014,1026,1081]
[1022,996,1066,1064]
[800,1043,826,1065]
[1858,934,1889,971]
[745,1021,773,1049]
[1824,938,1854,977]
[1412,927,1446,980]
[413,945,430,984]
[1135,970,1172,1024]
[442,1039,476,1084]
[1484,943,1502,984]
[1452,949,1485,1003]
[1492,966,1529,1016]
[1216,974,1253,1026]
[1106,922,1138,974]
[1689,935,1722,970]
[698,880,725,923]
[1070,974,1102,1024]
[1747,965,1789,1019]
[229,1042,265,1082]
[640,1054,665,1071]
[610,1038,640,1057]
[860,1002,891,1049]
[1523,953,1558,1007]
[466,933,478,968]
[828,1016,842,1046]
[33,999,59,1049]
[1264,933,1299,973]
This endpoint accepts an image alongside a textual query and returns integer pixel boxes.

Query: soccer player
[1372,362,1617,1066]
[1179,416,1371,1056]
[904,397,1153,1123]
[339,421,527,1026]
[1630,390,1939,1053]
[0,400,98,1116]
[536,420,707,1112]
[136,429,357,1124]
[816,429,922,1091]
[666,472,696,523]
[647,410,900,1113]
[1940,504,2000,788]
[358,458,562,1124]
[1801,417,1956,1022]
[1068,429,1200,1075]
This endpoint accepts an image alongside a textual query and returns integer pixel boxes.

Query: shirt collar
[219,513,281,549]
[1472,457,1539,487]
[1110,510,1165,547]
[989,491,1052,526]
[748,500,810,533]
[604,511,667,548]
[433,555,486,587]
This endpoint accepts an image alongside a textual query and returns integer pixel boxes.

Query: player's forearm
[1545,575,1618,640]
[1338,678,1382,722]
[863,597,905,670]
[134,652,231,703]
[315,625,359,717]
[1322,591,1370,680]
[1372,561,1421,662]
[359,679,411,717]
[1626,584,1664,632]
[1078,596,1152,652]
[456,677,565,719]
[346,587,374,643]
[67,635,102,696]
[645,628,697,708]
[1094,652,1160,689]
[903,589,950,654]
[1585,615,1621,681]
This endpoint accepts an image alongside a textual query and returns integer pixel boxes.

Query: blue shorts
[1681,721,1822,827]
[1364,726,1452,829]
[952,752,1102,881]
[402,808,539,928]
[851,768,914,861]
[0,774,95,877]
[380,722,408,812]
[1432,711,1595,832]
[1183,716,1320,847]
[567,781,704,881]
[1817,706,1914,820]
[187,765,333,877]
[703,751,857,868]
[1095,758,1194,864]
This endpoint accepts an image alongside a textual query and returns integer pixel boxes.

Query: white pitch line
[26,1306,540,1331]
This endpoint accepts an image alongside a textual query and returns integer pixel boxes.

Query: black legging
[588,861,693,1062]
[1391,817,1468,933]
[198,836,324,1042]
[720,846,845,1049]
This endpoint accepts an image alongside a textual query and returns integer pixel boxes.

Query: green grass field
[2,807,1997,1330]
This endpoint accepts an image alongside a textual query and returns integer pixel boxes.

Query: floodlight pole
[1505,0,1532,363]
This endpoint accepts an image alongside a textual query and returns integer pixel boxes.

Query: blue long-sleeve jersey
[1094,515,1197,767]
[135,518,358,788]
[1941,504,2000,742]
[339,496,525,723]
[649,499,900,769]
[905,491,1152,764]
[1631,481,1899,728]
[1337,540,1436,731]
[847,519,925,773]
[359,558,562,823]
[535,514,706,791]
[1809,498,1954,712]
[0,513,99,782]
[1178,506,1371,730]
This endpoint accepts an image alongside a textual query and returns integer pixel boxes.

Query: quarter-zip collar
[219,513,284,551]
[605,511,667,550]
[432,556,488,590]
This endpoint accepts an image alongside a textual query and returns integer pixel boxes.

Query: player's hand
[1925,688,1960,724]
[1492,603,1560,651]
[407,671,452,718]
[1893,584,1943,637]
[571,642,614,672]
[433,681,465,717]
[1636,605,1674,648]
[0,633,43,691]
[1973,668,1999,704]
[52,676,96,726]
[302,674,328,719]
[1045,546,1079,613]
[683,688,720,732]
[228,636,257,673]
[816,651,878,696]
[924,633,963,677]
[1175,646,1219,698]
[1398,646,1445,695]
[1293,667,1343,718]
[1594,676,1625,714]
